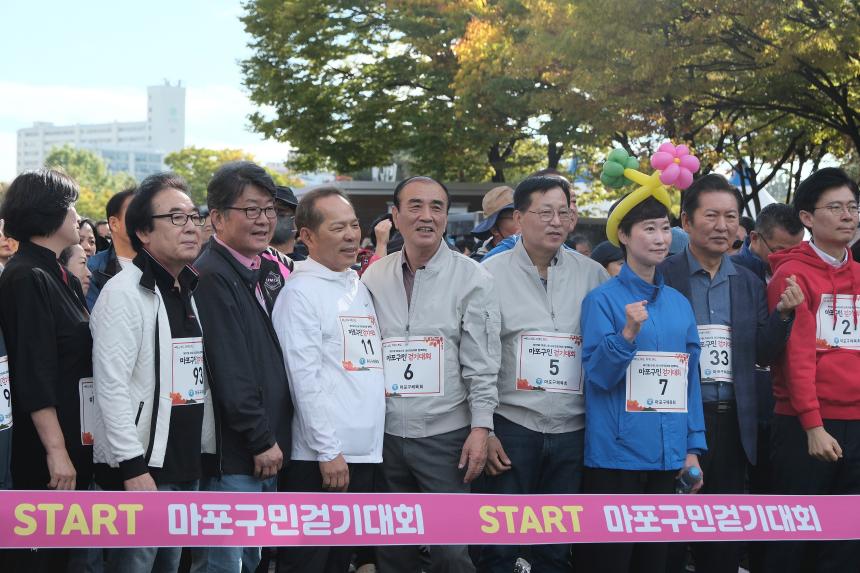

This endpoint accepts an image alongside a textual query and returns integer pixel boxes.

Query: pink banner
[0,491,857,548]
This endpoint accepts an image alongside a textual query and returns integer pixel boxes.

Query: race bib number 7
[817,294,860,350]
[626,352,689,413]
[0,356,11,432]
[171,337,205,406]
[382,336,444,397]
[516,331,583,394]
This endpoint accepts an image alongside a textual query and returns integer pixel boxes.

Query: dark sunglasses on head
[731,239,744,250]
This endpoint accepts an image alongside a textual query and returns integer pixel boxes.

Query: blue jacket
[582,264,706,471]
[86,246,122,310]
[659,251,791,464]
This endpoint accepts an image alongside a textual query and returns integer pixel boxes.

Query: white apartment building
[16,82,185,181]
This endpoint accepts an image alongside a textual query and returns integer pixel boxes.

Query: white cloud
[0,82,294,181]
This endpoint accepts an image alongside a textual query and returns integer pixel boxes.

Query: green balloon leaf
[601,148,637,189]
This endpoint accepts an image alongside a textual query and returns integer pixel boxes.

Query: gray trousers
[376,427,475,573]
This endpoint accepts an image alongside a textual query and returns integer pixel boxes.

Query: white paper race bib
[339,315,383,371]
[515,331,583,394]
[79,378,94,445]
[817,294,860,350]
[0,356,11,432]
[382,336,444,397]
[171,337,205,407]
[697,325,733,383]
[626,352,689,413]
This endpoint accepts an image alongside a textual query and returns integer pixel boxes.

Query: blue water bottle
[675,466,702,494]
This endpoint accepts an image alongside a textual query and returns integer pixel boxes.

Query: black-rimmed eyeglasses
[151,213,205,227]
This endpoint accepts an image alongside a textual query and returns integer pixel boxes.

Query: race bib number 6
[382,336,444,397]
[626,351,689,413]
[516,331,583,394]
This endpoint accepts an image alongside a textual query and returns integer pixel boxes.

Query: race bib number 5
[626,352,689,413]
[817,294,860,350]
[516,331,583,394]
[339,316,383,371]
[171,337,205,406]
[0,356,11,432]
[382,336,444,397]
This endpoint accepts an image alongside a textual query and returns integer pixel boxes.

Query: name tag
[79,378,94,445]
[0,356,11,432]
[516,331,583,394]
[382,336,444,397]
[171,337,205,407]
[339,315,383,371]
[697,325,733,383]
[816,294,860,350]
[626,352,689,413]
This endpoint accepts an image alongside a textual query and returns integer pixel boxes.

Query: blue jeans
[201,473,277,573]
[106,480,199,573]
[477,415,584,573]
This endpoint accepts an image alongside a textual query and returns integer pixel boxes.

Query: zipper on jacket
[134,401,144,426]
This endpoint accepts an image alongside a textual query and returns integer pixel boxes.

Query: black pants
[765,415,860,573]
[277,460,378,573]
[576,467,675,573]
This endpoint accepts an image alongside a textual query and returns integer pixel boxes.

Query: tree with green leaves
[44,145,136,220]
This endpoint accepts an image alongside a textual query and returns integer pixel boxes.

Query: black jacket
[194,238,293,476]
[0,241,93,489]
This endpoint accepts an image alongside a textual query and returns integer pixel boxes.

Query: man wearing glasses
[480,175,608,572]
[766,168,860,573]
[90,173,215,572]
[733,203,805,284]
[193,161,294,573]
[660,174,803,573]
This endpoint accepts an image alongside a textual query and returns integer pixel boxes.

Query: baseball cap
[275,186,298,208]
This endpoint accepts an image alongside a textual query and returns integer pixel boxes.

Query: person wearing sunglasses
[766,167,860,573]
[193,161,294,573]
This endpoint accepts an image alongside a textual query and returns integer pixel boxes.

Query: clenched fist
[622,300,649,342]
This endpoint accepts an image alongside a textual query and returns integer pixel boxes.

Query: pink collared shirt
[214,235,267,312]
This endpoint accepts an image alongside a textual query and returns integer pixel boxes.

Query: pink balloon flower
[650,142,700,190]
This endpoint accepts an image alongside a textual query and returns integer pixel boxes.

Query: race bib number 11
[339,316,383,371]
[382,336,444,397]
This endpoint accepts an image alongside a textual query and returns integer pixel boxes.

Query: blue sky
[0,0,292,181]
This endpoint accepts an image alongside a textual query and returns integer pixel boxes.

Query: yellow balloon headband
[600,143,700,247]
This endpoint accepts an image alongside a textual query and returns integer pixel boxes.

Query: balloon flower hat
[602,142,700,247]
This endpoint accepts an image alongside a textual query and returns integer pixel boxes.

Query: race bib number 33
[626,352,689,413]
[516,331,583,394]
[817,294,860,350]
[382,336,444,397]
[171,337,205,406]
[697,325,732,383]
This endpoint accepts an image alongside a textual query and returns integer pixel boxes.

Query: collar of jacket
[133,248,199,294]
[396,238,450,276]
[617,261,665,302]
[511,235,563,270]
[206,236,261,284]
[18,241,65,282]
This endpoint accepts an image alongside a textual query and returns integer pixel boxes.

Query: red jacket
[768,242,860,429]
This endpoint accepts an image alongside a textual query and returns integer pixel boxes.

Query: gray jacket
[362,240,501,438]
[484,239,609,433]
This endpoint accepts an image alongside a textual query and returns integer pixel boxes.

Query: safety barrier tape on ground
[0,491,857,548]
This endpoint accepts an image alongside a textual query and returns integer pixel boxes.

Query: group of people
[0,159,857,573]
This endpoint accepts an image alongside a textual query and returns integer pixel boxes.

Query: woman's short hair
[0,169,79,241]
